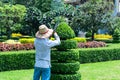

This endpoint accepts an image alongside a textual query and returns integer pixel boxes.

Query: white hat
[36,25,53,38]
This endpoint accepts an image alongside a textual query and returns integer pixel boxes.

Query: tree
[71,0,113,40]
[23,7,42,36]
[34,0,51,13]
[0,4,26,39]
[51,0,64,10]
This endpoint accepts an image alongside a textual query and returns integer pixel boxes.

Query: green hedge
[51,61,80,74]
[0,50,35,71]
[51,73,81,80]
[1,44,120,71]
[56,40,77,51]
[51,50,79,62]
[79,48,120,63]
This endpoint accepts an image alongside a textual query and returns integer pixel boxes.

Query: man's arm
[47,32,61,48]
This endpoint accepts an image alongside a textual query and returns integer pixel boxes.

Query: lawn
[0,60,120,80]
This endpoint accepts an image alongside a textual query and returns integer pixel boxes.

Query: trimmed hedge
[56,40,77,51]
[71,37,86,43]
[0,50,35,71]
[51,50,79,62]
[51,73,81,80]
[1,44,120,71]
[79,48,120,63]
[51,61,80,74]
[56,22,75,40]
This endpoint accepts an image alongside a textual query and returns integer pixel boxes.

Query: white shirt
[34,34,60,68]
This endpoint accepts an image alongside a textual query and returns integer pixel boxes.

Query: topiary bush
[51,61,80,74]
[56,22,75,40]
[51,50,79,62]
[56,40,77,51]
[113,28,120,43]
[51,22,81,80]
[51,73,81,80]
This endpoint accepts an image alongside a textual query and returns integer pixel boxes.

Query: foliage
[51,10,80,79]
[51,61,80,74]
[78,41,106,48]
[70,0,113,40]
[79,47,120,63]
[23,7,42,36]
[0,50,35,71]
[1,0,35,6]
[51,73,81,80]
[56,40,77,51]
[11,33,22,37]
[52,50,79,62]
[34,0,51,13]
[0,4,26,39]
[19,38,35,44]
[95,38,113,43]
[1,43,120,71]
[113,28,120,43]
[51,0,64,11]
[40,4,75,28]
[13,0,35,7]
[94,34,112,39]
[56,22,75,40]
[103,16,120,35]
[70,37,86,43]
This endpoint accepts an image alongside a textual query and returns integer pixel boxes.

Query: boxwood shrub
[51,61,80,74]
[0,50,35,71]
[51,50,79,62]
[56,40,77,51]
[79,48,120,63]
[51,73,81,80]
[56,22,75,40]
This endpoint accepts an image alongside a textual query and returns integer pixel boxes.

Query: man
[33,24,61,80]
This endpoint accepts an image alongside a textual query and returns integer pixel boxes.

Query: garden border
[1,46,120,71]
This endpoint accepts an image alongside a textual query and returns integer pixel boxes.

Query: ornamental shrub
[19,38,35,44]
[52,22,80,80]
[56,22,75,40]
[56,40,77,51]
[51,61,80,74]
[0,50,35,71]
[70,37,86,43]
[113,28,120,43]
[51,50,79,62]
[51,73,81,80]
[94,34,112,39]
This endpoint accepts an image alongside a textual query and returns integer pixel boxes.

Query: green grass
[80,60,120,80]
[0,60,120,80]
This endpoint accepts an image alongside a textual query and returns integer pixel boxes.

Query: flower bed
[0,42,34,51]
[78,41,106,48]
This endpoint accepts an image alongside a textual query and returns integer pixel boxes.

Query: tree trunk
[6,27,11,39]
[91,29,95,41]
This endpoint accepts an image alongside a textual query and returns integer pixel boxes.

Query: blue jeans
[33,67,51,80]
